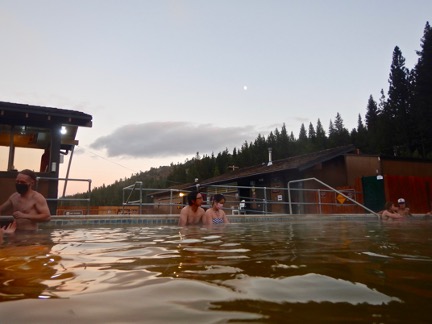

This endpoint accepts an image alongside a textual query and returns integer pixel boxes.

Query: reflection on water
[1,219,432,322]
[0,231,59,301]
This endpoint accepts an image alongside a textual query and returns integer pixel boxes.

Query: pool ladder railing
[287,177,380,218]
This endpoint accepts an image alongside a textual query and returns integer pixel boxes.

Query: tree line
[68,22,432,207]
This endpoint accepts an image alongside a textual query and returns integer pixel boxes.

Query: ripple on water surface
[1,220,432,323]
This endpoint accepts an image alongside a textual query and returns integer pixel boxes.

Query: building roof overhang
[0,101,93,151]
[152,145,356,196]
[0,101,93,128]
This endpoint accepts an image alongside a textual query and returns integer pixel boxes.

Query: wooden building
[153,145,432,214]
[0,101,92,214]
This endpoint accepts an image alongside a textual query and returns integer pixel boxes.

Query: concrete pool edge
[38,213,387,228]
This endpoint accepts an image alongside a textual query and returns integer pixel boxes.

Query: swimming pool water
[1,218,431,323]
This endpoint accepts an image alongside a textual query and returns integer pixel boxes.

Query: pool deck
[34,213,385,228]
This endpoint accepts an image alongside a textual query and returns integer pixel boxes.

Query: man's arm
[178,208,188,226]
[0,198,12,215]
[198,208,206,222]
[389,212,403,219]
[34,194,51,222]
[202,211,211,225]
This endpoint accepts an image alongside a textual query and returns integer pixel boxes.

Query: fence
[118,179,375,216]
[36,176,92,215]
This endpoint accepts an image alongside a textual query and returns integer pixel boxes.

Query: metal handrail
[36,176,92,215]
[287,177,379,218]
[118,181,378,217]
[122,181,143,214]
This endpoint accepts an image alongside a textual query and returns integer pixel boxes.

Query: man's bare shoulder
[180,205,191,215]
[181,206,205,216]
[8,192,20,202]
[32,191,47,201]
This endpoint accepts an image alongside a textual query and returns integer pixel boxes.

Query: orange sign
[336,194,346,204]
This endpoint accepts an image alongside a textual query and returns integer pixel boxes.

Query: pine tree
[328,113,350,147]
[351,114,368,152]
[297,123,308,153]
[365,95,378,130]
[298,124,307,141]
[375,89,393,155]
[328,120,335,147]
[279,123,292,157]
[252,134,268,164]
[315,119,327,149]
[288,131,297,155]
[308,122,316,139]
[386,46,412,156]
[307,122,317,152]
[412,22,432,157]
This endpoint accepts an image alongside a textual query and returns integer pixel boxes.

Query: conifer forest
[72,22,432,206]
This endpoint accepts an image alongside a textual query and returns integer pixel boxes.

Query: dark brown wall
[345,155,381,186]
[0,172,17,214]
[304,156,348,188]
[382,159,432,177]
[268,176,286,213]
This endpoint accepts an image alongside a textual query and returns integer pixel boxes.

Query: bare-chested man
[0,169,51,231]
[397,198,412,217]
[178,191,205,226]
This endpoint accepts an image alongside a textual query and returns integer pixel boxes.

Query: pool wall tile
[40,214,380,228]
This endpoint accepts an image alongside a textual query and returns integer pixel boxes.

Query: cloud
[90,121,257,158]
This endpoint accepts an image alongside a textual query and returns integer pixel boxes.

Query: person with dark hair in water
[203,194,230,225]
[380,201,402,220]
[0,169,51,231]
[178,191,205,226]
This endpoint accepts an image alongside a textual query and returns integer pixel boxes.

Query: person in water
[0,221,16,244]
[0,169,51,231]
[203,194,230,225]
[0,221,16,234]
[396,198,412,217]
[178,191,206,226]
[381,201,403,220]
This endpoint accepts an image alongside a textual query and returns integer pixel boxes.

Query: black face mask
[16,183,30,195]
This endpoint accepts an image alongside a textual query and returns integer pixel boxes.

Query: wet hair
[212,194,225,204]
[384,201,393,210]
[19,169,36,182]
[187,191,201,206]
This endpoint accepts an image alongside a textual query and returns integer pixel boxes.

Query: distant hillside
[68,165,173,206]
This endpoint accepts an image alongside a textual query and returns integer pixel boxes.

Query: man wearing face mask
[0,169,51,231]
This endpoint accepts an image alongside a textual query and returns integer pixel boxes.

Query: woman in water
[381,201,402,220]
[203,194,230,225]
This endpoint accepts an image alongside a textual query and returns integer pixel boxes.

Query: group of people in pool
[380,198,413,220]
[178,191,230,226]
[4,169,432,236]
[0,169,51,238]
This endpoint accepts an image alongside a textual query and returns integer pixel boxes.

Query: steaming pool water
[1,217,431,323]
